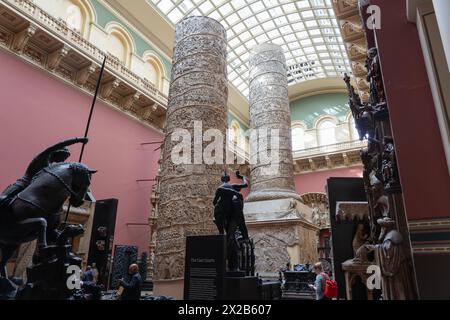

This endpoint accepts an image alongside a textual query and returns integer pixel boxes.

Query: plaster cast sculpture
[153,16,228,281]
[247,43,299,202]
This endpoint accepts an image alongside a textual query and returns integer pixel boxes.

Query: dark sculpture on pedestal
[0,138,96,299]
[366,48,385,107]
[344,73,375,141]
[213,171,253,274]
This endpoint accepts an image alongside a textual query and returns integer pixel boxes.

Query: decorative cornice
[247,217,320,231]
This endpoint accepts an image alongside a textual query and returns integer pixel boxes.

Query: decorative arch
[142,51,166,90]
[104,22,136,67]
[300,192,328,206]
[315,116,338,147]
[33,0,96,37]
[75,0,96,35]
[291,120,307,129]
[313,115,338,129]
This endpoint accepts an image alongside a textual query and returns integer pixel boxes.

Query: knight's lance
[64,56,107,225]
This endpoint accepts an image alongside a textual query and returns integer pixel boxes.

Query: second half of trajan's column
[154,16,228,281]
[247,43,299,202]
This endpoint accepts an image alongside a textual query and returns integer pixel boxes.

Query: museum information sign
[184,235,226,300]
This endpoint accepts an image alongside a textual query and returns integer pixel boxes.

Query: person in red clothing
[309,262,330,300]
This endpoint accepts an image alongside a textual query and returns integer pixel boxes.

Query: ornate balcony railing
[293,139,367,159]
[227,142,250,163]
[4,0,168,106]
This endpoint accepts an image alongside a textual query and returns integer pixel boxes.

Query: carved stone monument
[245,43,318,277]
[152,16,228,299]
[246,43,298,204]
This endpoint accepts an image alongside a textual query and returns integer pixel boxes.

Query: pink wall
[371,0,450,220]
[294,167,363,195]
[0,50,163,254]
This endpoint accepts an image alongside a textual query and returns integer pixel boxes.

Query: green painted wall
[91,0,172,75]
[290,93,350,129]
[228,112,249,131]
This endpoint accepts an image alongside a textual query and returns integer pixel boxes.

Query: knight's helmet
[49,146,71,163]
[221,169,231,183]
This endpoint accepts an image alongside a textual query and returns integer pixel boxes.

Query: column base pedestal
[244,198,319,277]
[153,279,184,300]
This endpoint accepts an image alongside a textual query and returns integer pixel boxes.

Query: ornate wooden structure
[342,1,418,297]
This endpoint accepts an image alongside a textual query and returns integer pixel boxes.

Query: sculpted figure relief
[366,47,385,106]
[362,218,416,300]
[382,137,399,190]
[352,224,369,257]
[344,73,375,141]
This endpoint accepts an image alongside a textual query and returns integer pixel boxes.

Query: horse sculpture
[0,162,96,279]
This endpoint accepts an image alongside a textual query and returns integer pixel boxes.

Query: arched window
[105,24,134,67]
[292,125,306,151]
[34,0,95,37]
[142,53,165,91]
[107,32,127,63]
[66,4,83,31]
[145,60,159,85]
[318,119,336,146]
[229,121,242,146]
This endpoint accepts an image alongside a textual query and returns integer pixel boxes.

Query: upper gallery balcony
[0,0,169,130]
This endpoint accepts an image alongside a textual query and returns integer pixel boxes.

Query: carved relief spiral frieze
[247,43,298,202]
[153,16,228,281]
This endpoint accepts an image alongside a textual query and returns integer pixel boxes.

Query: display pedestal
[281,271,316,300]
[16,244,82,300]
[153,279,184,300]
[0,278,17,300]
[224,276,259,300]
[244,198,319,277]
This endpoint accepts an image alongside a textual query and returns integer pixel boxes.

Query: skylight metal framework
[147,0,352,97]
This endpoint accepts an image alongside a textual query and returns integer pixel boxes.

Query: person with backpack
[309,262,338,300]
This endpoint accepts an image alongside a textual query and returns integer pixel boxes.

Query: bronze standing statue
[0,138,95,282]
[213,171,249,272]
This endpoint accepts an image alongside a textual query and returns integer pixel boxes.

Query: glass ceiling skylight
[147,0,352,97]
